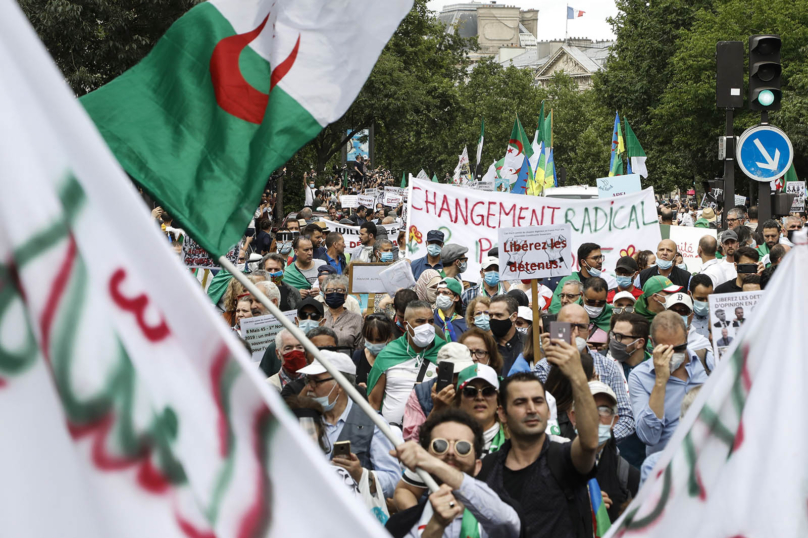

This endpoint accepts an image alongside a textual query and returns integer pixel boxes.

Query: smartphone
[435,361,454,392]
[737,263,757,274]
[333,440,351,458]
[549,321,572,344]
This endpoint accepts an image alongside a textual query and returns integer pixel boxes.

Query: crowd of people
[155,175,802,537]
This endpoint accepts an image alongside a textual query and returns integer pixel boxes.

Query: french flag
[567,6,585,18]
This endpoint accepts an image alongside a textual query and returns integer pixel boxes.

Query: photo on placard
[708,291,763,361]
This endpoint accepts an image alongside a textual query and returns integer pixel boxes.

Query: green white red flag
[0,3,388,537]
[82,0,412,258]
[606,229,808,537]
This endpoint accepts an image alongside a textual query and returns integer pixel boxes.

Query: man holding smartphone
[713,246,764,294]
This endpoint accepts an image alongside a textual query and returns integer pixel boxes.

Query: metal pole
[758,110,773,222]
[219,256,440,494]
[722,108,734,229]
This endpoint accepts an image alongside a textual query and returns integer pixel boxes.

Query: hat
[665,292,693,312]
[297,298,324,318]
[642,275,682,297]
[612,291,637,304]
[317,264,337,276]
[438,277,463,297]
[339,218,354,225]
[298,350,356,376]
[456,363,500,391]
[313,220,328,230]
[426,230,445,244]
[487,247,499,258]
[721,229,738,243]
[442,244,469,264]
[615,256,638,272]
[517,306,533,322]
[701,207,717,222]
[588,380,617,407]
[481,256,499,270]
[437,343,475,372]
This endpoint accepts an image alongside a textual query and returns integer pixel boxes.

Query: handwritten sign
[348,263,392,294]
[364,188,379,196]
[340,195,359,209]
[383,193,402,207]
[735,194,747,206]
[182,236,238,269]
[596,174,642,199]
[240,310,297,363]
[497,225,573,280]
[358,194,375,208]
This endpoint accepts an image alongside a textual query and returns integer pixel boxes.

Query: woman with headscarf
[414,268,441,310]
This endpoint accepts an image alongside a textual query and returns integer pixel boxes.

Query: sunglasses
[612,306,635,314]
[461,386,497,399]
[298,312,322,321]
[431,438,473,457]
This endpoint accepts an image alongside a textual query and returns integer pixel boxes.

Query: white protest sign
[406,177,661,279]
[181,235,238,269]
[365,188,379,196]
[379,260,417,296]
[325,220,402,251]
[708,291,763,361]
[662,224,717,273]
[787,181,805,211]
[384,193,402,207]
[596,174,642,198]
[358,194,375,208]
[349,263,392,293]
[340,195,359,209]
[475,181,495,192]
[240,310,297,363]
[735,194,747,206]
[497,225,573,280]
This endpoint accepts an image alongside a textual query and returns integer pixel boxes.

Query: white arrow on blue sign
[736,124,794,182]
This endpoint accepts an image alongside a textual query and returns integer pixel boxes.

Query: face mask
[598,422,614,445]
[489,317,513,339]
[575,337,588,353]
[365,341,386,356]
[693,300,709,317]
[380,251,394,263]
[484,271,500,286]
[408,323,436,348]
[427,244,442,257]
[474,314,490,331]
[657,258,673,270]
[584,261,601,277]
[298,319,319,334]
[279,242,292,255]
[325,293,346,309]
[680,315,690,329]
[516,327,529,335]
[436,295,455,312]
[608,337,639,362]
[669,352,686,372]
[616,275,633,289]
[283,350,308,375]
[457,261,468,273]
[269,270,284,285]
[236,262,246,272]
[677,263,688,271]
[312,382,338,412]
[584,304,604,319]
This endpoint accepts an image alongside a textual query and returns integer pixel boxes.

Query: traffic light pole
[722,109,734,230]
[758,110,772,222]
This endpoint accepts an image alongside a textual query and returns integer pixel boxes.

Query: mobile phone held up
[549,321,572,344]
[737,263,757,274]
[435,361,455,392]
[333,440,351,458]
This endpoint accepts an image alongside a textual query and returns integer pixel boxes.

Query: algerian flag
[453,146,470,181]
[0,4,389,538]
[475,118,484,176]
[608,112,625,177]
[534,101,545,147]
[502,116,534,185]
[625,118,647,178]
[607,231,808,538]
[481,160,497,183]
[82,0,412,258]
[400,171,407,188]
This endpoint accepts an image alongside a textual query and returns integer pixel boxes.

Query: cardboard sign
[660,225,717,273]
[357,194,375,208]
[596,174,642,199]
[240,310,297,363]
[497,225,573,280]
[787,181,805,211]
[182,235,238,269]
[708,291,763,361]
[348,263,391,294]
[340,195,359,209]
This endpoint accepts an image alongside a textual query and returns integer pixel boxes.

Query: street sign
[736,124,793,182]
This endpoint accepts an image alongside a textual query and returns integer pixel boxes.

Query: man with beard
[714,247,763,294]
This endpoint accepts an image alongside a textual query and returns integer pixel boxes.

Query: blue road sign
[736,124,793,182]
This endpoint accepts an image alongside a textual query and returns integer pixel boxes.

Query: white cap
[481,256,499,270]
[437,343,475,372]
[665,292,693,312]
[456,363,500,390]
[517,306,533,322]
[588,380,617,408]
[297,350,356,376]
[612,291,637,304]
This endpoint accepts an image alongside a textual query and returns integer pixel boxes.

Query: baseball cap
[297,298,324,318]
[588,380,617,408]
[456,363,500,391]
[317,264,337,276]
[665,292,693,312]
[642,275,682,297]
[298,350,356,376]
[701,207,717,222]
[517,306,533,322]
[721,229,738,243]
[426,230,445,244]
[612,291,637,304]
[437,343,475,372]
[442,244,469,265]
[481,256,499,270]
[615,256,639,272]
[438,277,463,297]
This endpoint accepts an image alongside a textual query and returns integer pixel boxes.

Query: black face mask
[489,317,513,339]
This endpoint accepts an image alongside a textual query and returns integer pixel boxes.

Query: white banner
[324,220,402,251]
[662,224,717,273]
[340,195,358,208]
[498,225,573,280]
[406,177,661,278]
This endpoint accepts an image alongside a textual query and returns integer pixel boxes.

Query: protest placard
[348,263,391,294]
[379,260,416,296]
[406,177,661,277]
[358,194,375,208]
[383,193,402,207]
[735,194,747,206]
[475,181,495,192]
[497,225,573,280]
[385,186,405,197]
[324,220,402,251]
[181,235,238,269]
[365,188,378,196]
[660,225,717,273]
[596,174,642,198]
[787,181,805,211]
[240,310,297,363]
[340,195,359,209]
[700,194,717,210]
[708,291,763,361]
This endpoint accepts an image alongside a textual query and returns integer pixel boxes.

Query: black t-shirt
[638,265,692,289]
[255,230,273,254]
[714,279,742,294]
[352,348,373,387]
[502,457,534,503]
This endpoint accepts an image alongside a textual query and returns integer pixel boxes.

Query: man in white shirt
[697,234,725,288]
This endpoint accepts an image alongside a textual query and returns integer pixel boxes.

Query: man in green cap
[633,276,683,323]
[434,278,467,342]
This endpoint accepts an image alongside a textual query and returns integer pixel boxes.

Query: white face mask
[409,323,436,348]
[669,352,687,372]
[575,337,588,353]
[584,304,604,319]
[435,295,454,312]
[598,420,614,445]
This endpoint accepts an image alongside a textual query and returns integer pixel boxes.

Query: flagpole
[220,256,441,494]
[565,2,569,43]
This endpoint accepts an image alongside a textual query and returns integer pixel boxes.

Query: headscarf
[415,269,441,308]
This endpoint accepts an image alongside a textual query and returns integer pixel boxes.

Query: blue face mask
[474,314,490,331]
[458,261,468,273]
[312,383,337,412]
[584,261,601,277]
[298,319,319,334]
[677,263,688,271]
[657,258,673,270]
[693,300,709,317]
[381,251,394,262]
[427,244,442,257]
[365,341,386,355]
[484,271,500,286]
[681,314,690,329]
[616,275,633,289]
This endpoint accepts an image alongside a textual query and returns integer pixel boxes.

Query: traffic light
[749,35,782,111]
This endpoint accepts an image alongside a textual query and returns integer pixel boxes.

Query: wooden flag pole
[531,279,541,366]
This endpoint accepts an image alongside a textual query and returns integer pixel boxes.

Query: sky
[426,0,619,41]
